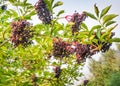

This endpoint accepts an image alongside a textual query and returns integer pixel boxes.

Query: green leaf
[103,14,118,24]
[109,38,120,42]
[51,0,54,5]
[57,10,64,17]
[81,23,88,31]
[23,0,27,4]
[9,9,18,18]
[89,25,101,36]
[107,24,118,33]
[101,32,109,39]
[100,5,111,18]
[96,28,101,39]
[53,1,63,8]
[105,21,116,27]
[84,11,97,20]
[94,4,99,17]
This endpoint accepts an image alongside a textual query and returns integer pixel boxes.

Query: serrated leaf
[81,23,88,31]
[103,14,118,24]
[105,21,116,27]
[53,1,63,8]
[84,11,97,20]
[109,38,120,42]
[57,10,64,17]
[89,25,101,36]
[94,4,99,17]
[100,5,111,18]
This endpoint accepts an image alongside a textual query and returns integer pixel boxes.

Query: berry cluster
[52,38,70,58]
[72,41,90,63]
[52,33,115,63]
[34,0,52,24]
[70,12,86,35]
[10,19,33,47]
[52,38,91,63]
[53,66,61,78]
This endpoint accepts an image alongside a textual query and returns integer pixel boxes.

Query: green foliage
[87,48,120,86]
[106,71,120,86]
[0,0,120,86]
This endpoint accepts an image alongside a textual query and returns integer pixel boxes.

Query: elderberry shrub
[52,38,70,58]
[34,0,52,24]
[70,12,86,35]
[10,19,33,47]
[53,66,61,78]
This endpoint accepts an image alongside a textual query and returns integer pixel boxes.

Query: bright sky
[28,0,120,38]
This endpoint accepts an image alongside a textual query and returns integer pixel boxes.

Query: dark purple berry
[84,80,89,85]
[53,66,61,78]
[52,38,70,58]
[10,19,33,47]
[34,0,52,24]
[1,5,7,10]
[70,12,86,35]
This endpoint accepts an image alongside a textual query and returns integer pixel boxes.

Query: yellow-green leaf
[84,11,97,20]
[57,10,64,17]
[100,5,111,18]
[109,38,120,42]
[102,14,118,24]
[107,24,118,33]
[105,21,116,27]
[53,1,63,8]
[89,25,101,36]
[81,23,88,31]
[94,4,99,17]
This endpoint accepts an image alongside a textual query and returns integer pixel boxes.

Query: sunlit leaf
[100,5,111,18]
[84,11,97,20]
[53,1,63,8]
[81,23,88,31]
[96,28,101,39]
[107,24,118,33]
[89,25,101,36]
[57,10,64,17]
[105,21,116,27]
[94,4,99,17]
[109,38,120,42]
[102,14,118,24]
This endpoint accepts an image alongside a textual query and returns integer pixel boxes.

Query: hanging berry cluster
[10,19,33,47]
[52,34,115,63]
[52,38,71,58]
[65,12,86,35]
[34,0,52,24]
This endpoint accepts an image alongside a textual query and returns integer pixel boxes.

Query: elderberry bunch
[72,41,90,63]
[35,0,52,24]
[53,66,61,78]
[10,19,33,47]
[70,12,86,35]
[52,38,70,58]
